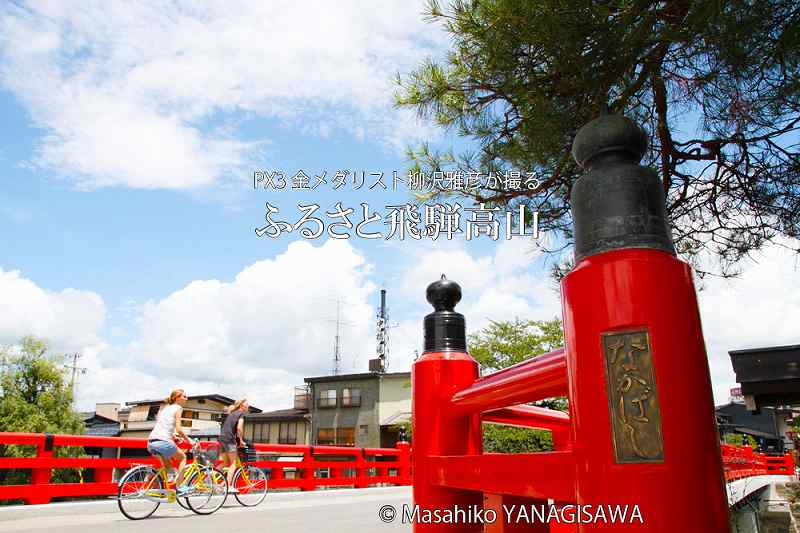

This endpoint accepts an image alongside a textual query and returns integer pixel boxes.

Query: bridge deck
[0,486,411,533]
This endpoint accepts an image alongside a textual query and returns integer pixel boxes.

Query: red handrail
[719,443,795,482]
[0,432,411,504]
[450,347,568,415]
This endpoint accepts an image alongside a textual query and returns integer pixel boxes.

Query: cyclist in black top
[220,398,248,491]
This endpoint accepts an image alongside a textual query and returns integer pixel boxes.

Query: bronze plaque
[602,330,664,463]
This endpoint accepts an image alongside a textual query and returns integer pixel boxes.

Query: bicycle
[222,444,270,507]
[117,439,228,520]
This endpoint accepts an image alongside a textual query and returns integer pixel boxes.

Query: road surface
[0,486,412,533]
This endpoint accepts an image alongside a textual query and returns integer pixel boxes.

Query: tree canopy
[396,0,800,276]
[468,318,566,451]
[0,337,84,496]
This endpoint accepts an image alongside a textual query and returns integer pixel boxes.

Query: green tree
[470,318,563,373]
[468,318,566,451]
[0,337,85,500]
[396,0,800,277]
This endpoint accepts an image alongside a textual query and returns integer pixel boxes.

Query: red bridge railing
[0,431,793,507]
[720,443,795,481]
[0,432,411,505]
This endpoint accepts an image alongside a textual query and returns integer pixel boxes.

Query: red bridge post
[561,115,730,530]
[27,435,52,505]
[412,277,483,532]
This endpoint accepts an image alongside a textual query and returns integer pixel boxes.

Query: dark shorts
[220,441,238,453]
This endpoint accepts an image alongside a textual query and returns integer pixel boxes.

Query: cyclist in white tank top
[147,389,191,489]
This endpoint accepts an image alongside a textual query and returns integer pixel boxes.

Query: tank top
[221,410,245,445]
[148,404,181,441]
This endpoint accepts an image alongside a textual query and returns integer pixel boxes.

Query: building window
[359,424,369,437]
[279,422,297,444]
[183,410,199,420]
[253,422,270,443]
[318,428,335,445]
[198,399,206,404]
[147,406,160,421]
[318,389,337,408]
[336,427,355,447]
[342,388,361,407]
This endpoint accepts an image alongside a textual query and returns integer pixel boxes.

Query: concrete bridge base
[730,481,798,533]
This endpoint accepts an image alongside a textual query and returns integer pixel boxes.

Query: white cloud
[392,237,800,406]
[0,268,105,350]
[0,1,445,189]
[86,239,378,411]
[387,238,561,373]
[4,236,796,413]
[697,239,800,404]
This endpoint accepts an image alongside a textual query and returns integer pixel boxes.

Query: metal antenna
[376,289,399,371]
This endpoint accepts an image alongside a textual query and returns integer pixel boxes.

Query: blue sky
[1,1,798,412]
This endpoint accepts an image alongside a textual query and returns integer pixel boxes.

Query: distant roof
[246,408,308,421]
[729,344,800,356]
[81,412,119,425]
[84,423,120,437]
[304,371,410,384]
[125,394,262,412]
[733,426,781,440]
[729,344,800,409]
[380,410,411,426]
[716,402,779,437]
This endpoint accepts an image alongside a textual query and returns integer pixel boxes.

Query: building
[118,394,261,439]
[80,411,120,438]
[80,402,122,438]
[729,344,800,410]
[305,371,410,448]
[241,386,309,445]
[716,402,797,452]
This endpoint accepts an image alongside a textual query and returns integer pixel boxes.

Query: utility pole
[64,352,86,404]
[333,299,342,375]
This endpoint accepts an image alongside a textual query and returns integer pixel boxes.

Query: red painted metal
[450,348,568,415]
[561,248,730,531]
[429,452,576,503]
[411,254,795,531]
[720,443,796,481]
[413,350,484,532]
[482,405,569,431]
[0,432,411,504]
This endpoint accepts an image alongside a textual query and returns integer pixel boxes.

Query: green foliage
[0,337,85,500]
[723,433,744,446]
[396,0,800,277]
[468,318,567,452]
[482,424,553,453]
[469,318,563,373]
[723,433,759,450]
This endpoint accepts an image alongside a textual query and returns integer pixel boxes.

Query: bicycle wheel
[117,465,162,520]
[233,465,268,506]
[184,466,228,515]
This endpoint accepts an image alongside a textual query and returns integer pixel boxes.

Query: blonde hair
[165,389,185,405]
[227,398,247,413]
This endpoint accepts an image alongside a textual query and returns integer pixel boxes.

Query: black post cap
[423,275,466,352]
[570,114,676,262]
